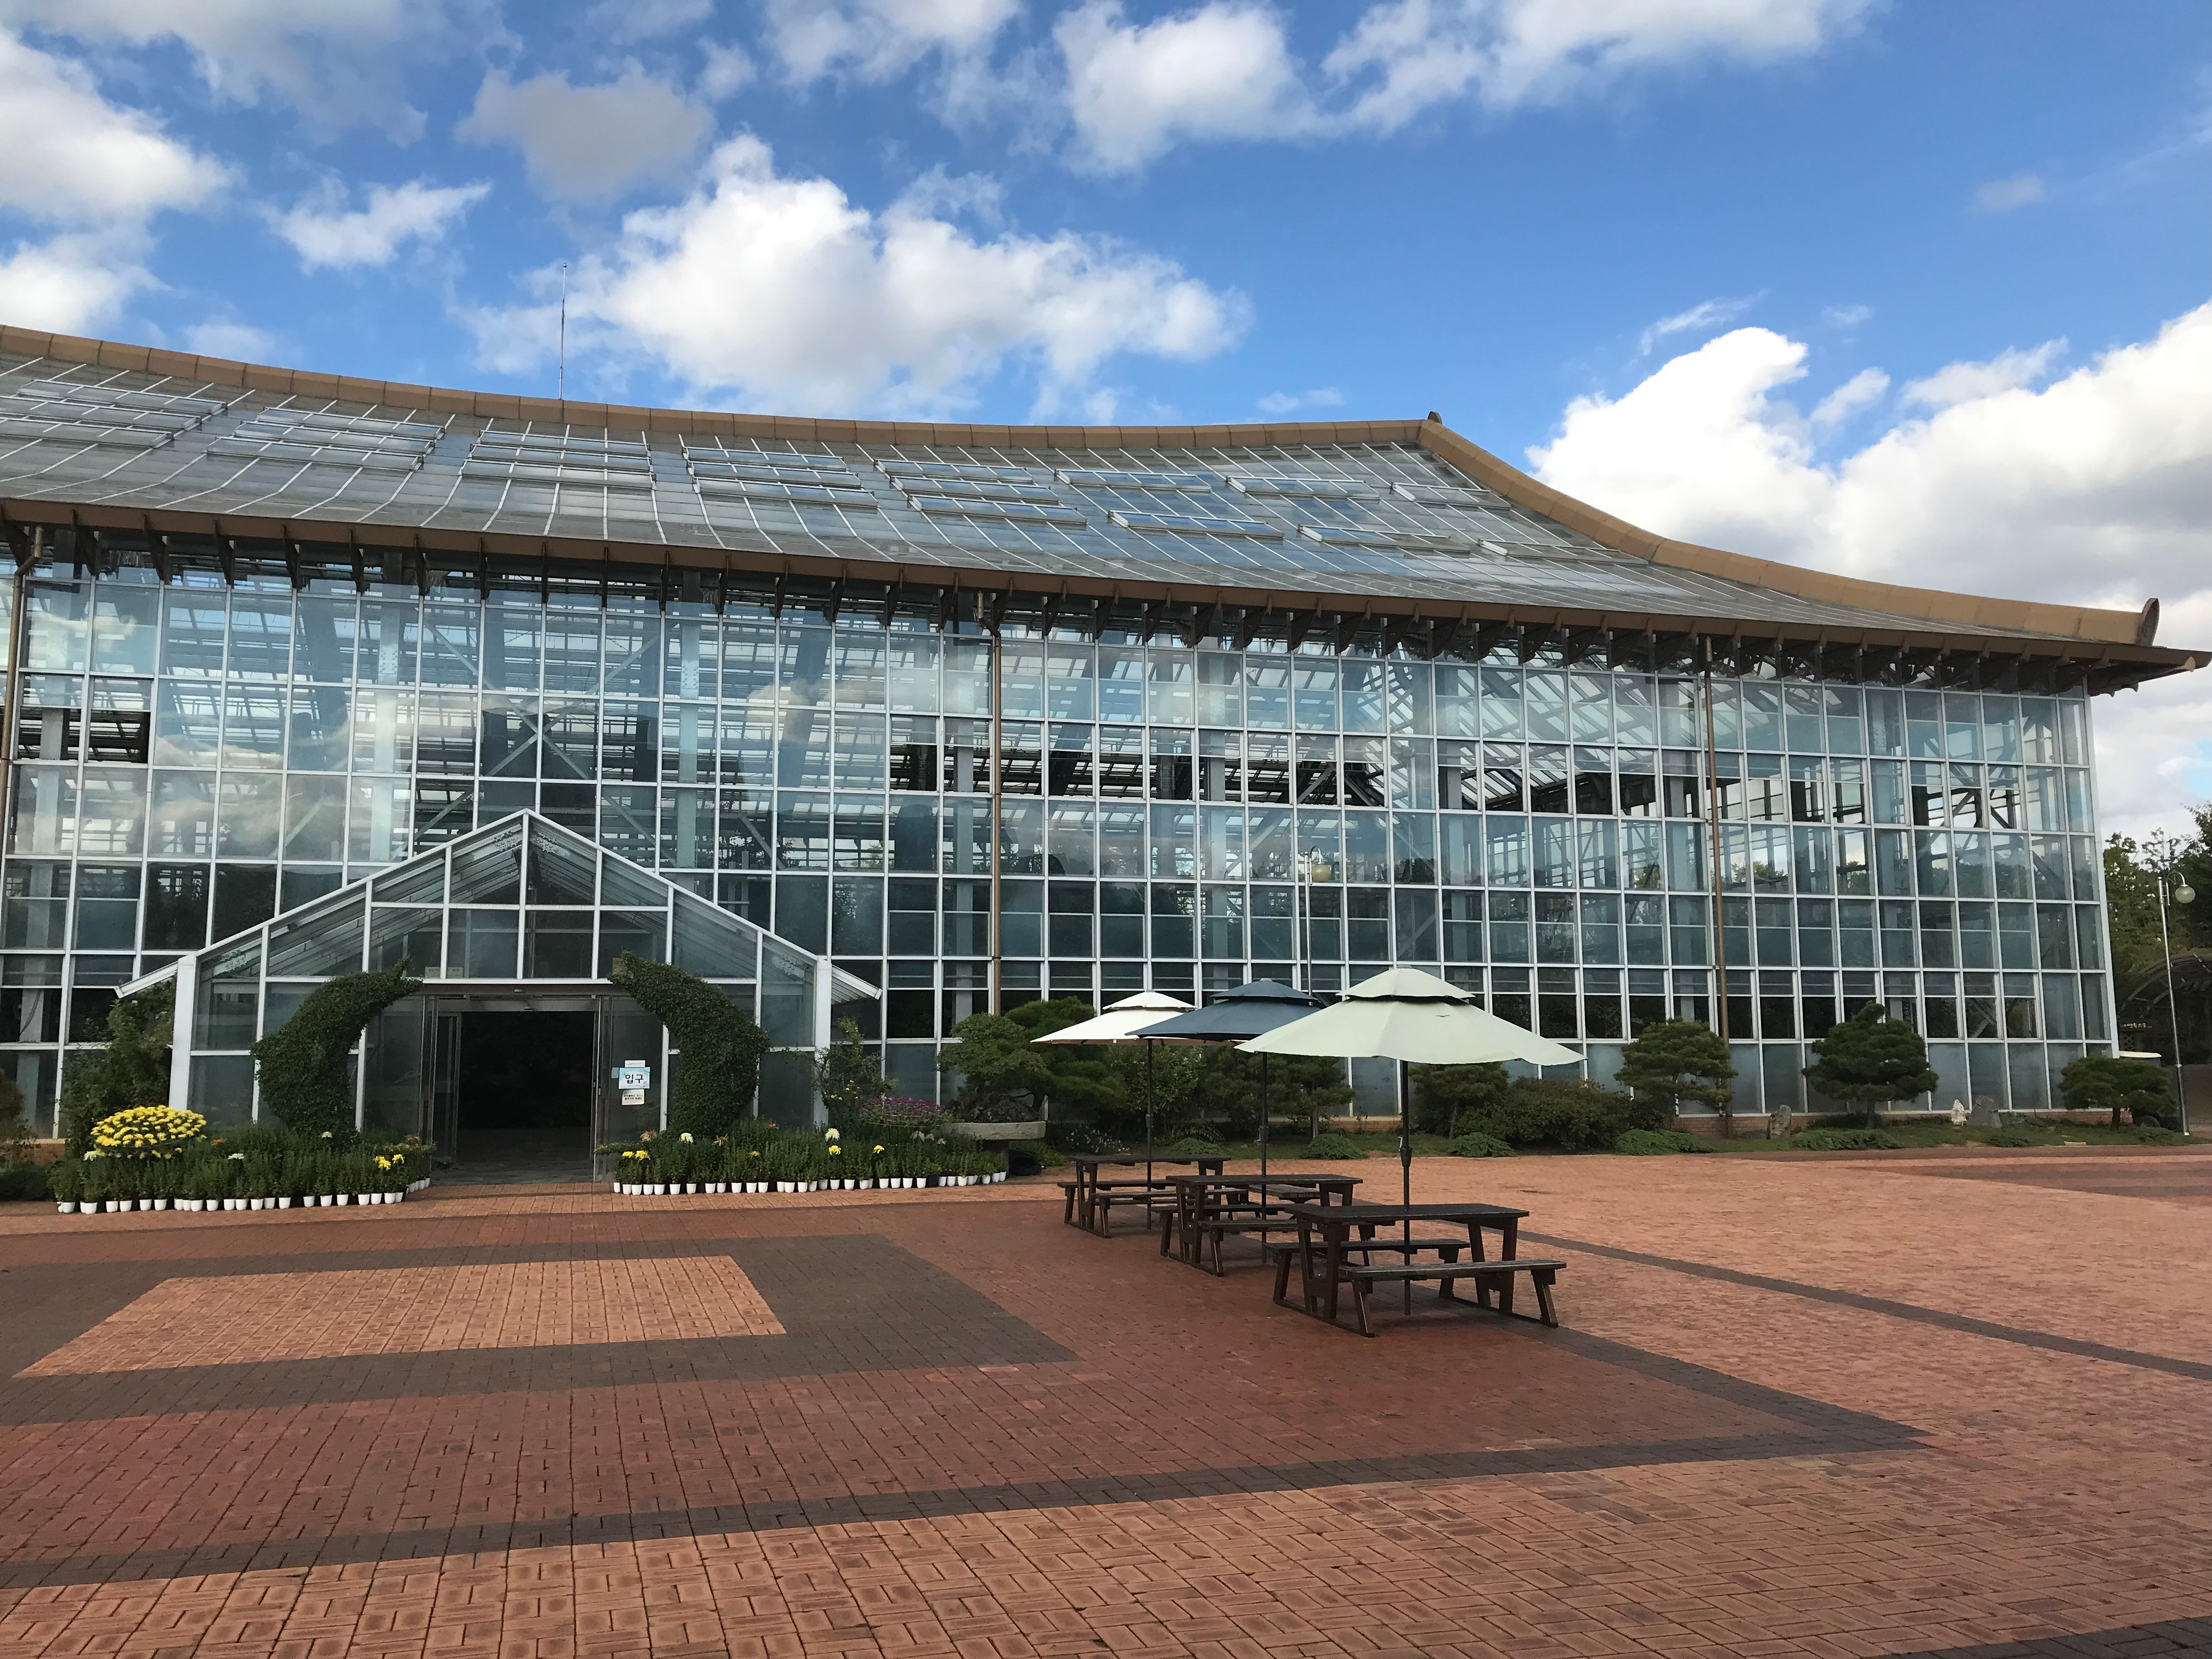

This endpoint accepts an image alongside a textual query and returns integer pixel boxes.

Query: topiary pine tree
[2059,1053,2176,1128]
[1007,998,1126,1122]
[1198,1046,1352,1142]
[1616,1019,1738,1132]
[609,952,771,1137]
[253,965,420,1137]
[59,980,174,1152]
[936,1012,1056,1120]
[1802,1005,1938,1129]
[1411,1062,1510,1141]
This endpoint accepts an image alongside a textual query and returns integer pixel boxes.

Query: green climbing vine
[608,952,771,1136]
[252,963,423,1137]
[59,980,174,1153]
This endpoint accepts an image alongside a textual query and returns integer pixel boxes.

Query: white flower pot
[56,1201,75,1213]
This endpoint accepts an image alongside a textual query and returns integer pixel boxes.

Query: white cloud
[465,136,1249,416]
[1973,171,2045,213]
[459,69,713,201]
[1256,387,1346,415]
[765,0,1020,83]
[1058,1,1315,171]
[586,0,712,40]
[699,40,757,100]
[1900,340,2064,410]
[1052,0,1872,172]
[1821,302,1872,329]
[1325,0,1876,133]
[1530,303,2212,838]
[0,0,474,137]
[0,30,227,224]
[1638,292,1760,356]
[0,232,154,333]
[1809,366,1887,426]
[274,178,490,272]
[182,320,280,360]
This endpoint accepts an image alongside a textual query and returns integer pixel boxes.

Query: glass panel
[449,821,524,904]
[526,910,593,978]
[527,818,598,903]
[264,895,365,979]
[597,909,666,975]
[760,938,814,1046]
[673,892,760,979]
[600,851,665,908]
[369,906,443,975]
[450,909,519,978]
[374,855,447,906]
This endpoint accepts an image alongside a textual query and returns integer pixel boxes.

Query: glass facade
[1,564,2115,1131]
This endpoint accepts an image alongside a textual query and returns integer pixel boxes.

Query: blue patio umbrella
[1132,979,1324,1188]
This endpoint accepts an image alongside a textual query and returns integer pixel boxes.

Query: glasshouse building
[0,325,2197,1162]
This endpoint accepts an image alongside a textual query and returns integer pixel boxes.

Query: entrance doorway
[446,1010,596,1183]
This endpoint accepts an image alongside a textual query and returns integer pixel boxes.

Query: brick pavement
[0,1147,2206,1658]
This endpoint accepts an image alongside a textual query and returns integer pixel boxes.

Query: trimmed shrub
[1787,1127,1903,1151]
[1614,1128,1710,1155]
[1462,1076,1664,1151]
[1447,1131,1515,1158]
[59,981,173,1153]
[1984,1126,2041,1147]
[608,953,770,1138]
[254,965,421,1137]
[2133,1124,2187,1146]
[0,1160,51,1201]
[1300,1132,1367,1160]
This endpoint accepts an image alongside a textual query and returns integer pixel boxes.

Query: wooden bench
[1334,1259,1565,1335]
[1184,1210,1310,1275]
[1264,1237,1481,1300]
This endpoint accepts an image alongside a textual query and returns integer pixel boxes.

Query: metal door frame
[415,988,634,1171]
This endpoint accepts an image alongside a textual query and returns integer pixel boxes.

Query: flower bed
[599,1123,1008,1195]
[46,1122,435,1214]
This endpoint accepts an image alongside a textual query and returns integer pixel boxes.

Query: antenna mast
[557,261,569,402]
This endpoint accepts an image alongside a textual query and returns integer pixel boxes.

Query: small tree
[1802,1006,1938,1128]
[938,1013,1056,1120]
[816,1017,889,1127]
[1198,1047,1353,1141]
[253,965,421,1137]
[2059,1054,2175,1128]
[1104,1042,1208,1143]
[1008,999,1126,1121]
[60,980,176,1152]
[1616,1020,1737,1132]
[1412,1062,1510,1141]
[608,953,770,1137]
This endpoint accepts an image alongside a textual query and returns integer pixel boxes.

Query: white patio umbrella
[1240,967,1580,1307]
[1031,990,1192,1176]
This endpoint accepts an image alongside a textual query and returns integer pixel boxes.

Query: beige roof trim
[1415,419,2156,649]
[0,324,2162,650]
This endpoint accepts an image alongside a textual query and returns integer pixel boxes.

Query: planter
[55,1201,74,1213]
[943,1120,1046,1143]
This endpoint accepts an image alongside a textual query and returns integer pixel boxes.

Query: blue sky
[1,0,2208,828]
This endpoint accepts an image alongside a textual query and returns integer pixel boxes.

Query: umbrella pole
[1399,1058,1413,1314]
[1259,1052,1269,1189]
[1144,1040,1155,1184]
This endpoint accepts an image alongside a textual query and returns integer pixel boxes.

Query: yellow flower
[828,1144,842,1156]
[873,1144,884,1154]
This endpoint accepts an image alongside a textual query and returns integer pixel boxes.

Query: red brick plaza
[1,1149,2208,1659]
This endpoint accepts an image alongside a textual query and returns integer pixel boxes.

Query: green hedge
[1447,1132,1515,1158]
[1786,1127,1903,1152]
[253,966,421,1137]
[608,953,770,1137]
[1614,1128,1711,1156]
[1459,1076,1670,1151]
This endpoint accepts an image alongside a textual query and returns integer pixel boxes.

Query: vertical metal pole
[167,953,197,1118]
[0,527,42,857]
[1700,641,1733,1132]
[2151,833,2189,1134]
[988,614,1003,1014]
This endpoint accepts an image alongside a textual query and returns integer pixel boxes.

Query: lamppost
[2145,827,2197,1135]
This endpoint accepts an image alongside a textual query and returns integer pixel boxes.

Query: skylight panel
[1296,524,1477,555]
[208,436,428,472]
[18,380,227,417]
[461,459,658,492]
[1110,509,1282,539]
[910,495,1086,526]
[695,478,882,508]
[1057,466,1218,490]
[476,430,649,457]
[1225,475,1380,501]
[684,441,852,470]
[889,477,1063,505]
[215,410,441,471]
[0,415,174,450]
[879,459,1040,483]
[1392,481,1498,508]
[689,459,864,488]
[3,397,200,433]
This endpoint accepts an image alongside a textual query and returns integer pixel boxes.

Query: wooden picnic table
[1156,1173,1362,1273]
[1063,1153,1226,1234]
[1278,1200,1555,1335]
